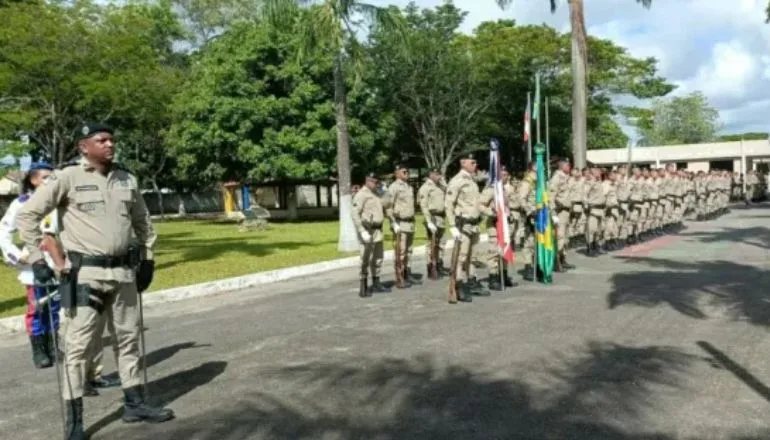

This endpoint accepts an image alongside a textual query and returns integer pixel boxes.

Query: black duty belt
[429,211,445,217]
[590,204,605,209]
[80,254,131,268]
[394,216,414,222]
[459,217,481,225]
[362,222,382,230]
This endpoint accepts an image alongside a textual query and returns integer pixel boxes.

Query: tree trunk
[570,0,588,169]
[333,52,358,252]
[151,178,165,221]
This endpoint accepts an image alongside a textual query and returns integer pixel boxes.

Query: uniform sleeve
[479,187,494,217]
[129,178,158,260]
[351,193,364,232]
[418,185,432,221]
[385,183,398,219]
[444,180,460,228]
[0,200,23,264]
[518,181,535,216]
[17,171,70,263]
[40,208,59,235]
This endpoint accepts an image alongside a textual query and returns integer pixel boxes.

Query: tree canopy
[625,92,721,146]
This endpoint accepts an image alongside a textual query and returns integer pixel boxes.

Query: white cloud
[370,0,770,135]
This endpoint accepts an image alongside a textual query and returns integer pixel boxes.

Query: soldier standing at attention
[567,168,583,248]
[518,163,538,281]
[386,164,419,287]
[352,173,390,297]
[615,166,632,247]
[548,159,576,271]
[479,166,516,291]
[603,170,620,251]
[16,123,173,440]
[585,168,607,256]
[505,170,522,251]
[445,154,486,301]
[418,169,448,276]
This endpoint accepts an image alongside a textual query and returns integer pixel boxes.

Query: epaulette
[113,163,133,173]
[58,160,79,170]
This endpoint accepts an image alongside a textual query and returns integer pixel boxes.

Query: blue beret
[29,161,53,172]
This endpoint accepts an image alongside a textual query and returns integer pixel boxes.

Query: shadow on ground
[106,342,723,440]
[608,257,770,327]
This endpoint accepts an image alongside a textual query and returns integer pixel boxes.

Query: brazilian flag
[534,144,555,283]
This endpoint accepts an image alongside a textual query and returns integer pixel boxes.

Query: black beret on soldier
[74,122,114,143]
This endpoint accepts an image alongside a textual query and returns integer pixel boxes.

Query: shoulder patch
[17,194,30,203]
[57,160,78,170]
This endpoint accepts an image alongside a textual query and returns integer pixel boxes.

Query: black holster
[59,252,82,311]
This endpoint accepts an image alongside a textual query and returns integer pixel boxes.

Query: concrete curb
[0,235,492,335]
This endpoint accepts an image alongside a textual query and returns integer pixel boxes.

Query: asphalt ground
[1,203,769,440]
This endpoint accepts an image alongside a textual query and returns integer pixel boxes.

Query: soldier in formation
[352,158,740,299]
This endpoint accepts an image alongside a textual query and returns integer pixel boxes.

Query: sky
[371,0,770,138]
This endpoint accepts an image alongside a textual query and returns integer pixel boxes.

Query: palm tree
[264,0,402,252]
[496,0,652,169]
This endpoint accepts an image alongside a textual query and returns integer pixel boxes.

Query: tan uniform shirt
[548,169,571,210]
[616,176,631,204]
[586,179,606,216]
[352,186,385,232]
[16,159,155,284]
[386,179,415,220]
[418,179,445,223]
[604,180,618,208]
[518,174,536,217]
[445,169,481,228]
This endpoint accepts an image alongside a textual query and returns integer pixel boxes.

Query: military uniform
[568,170,586,247]
[386,168,418,287]
[548,165,576,270]
[351,177,388,297]
[16,123,173,439]
[602,177,620,251]
[418,174,447,276]
[585,173,606,256]
[505,177,522,248]
[517,170,538,280]
[445,165,485,300]
[615,172,632,245]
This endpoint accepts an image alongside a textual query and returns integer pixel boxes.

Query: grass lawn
[0,215,435,318]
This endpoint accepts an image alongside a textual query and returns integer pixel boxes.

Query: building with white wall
[586,140,770,173]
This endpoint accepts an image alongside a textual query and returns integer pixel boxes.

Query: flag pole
[545,96,551,178]
[527,92,532,163]
[535,74,541,145]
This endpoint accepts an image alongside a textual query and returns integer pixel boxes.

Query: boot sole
[122,414,175,424]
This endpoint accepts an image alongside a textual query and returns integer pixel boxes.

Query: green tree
[0,0,185,165]
[165,20,395,190]
[495,0,653,169]
[369,3,491,176]
[717,132,769,142]
[630,92,720,145]
[263,0,403,251]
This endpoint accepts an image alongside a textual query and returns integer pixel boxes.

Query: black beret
[460,153,475,161]
[74,122,114,142]
[428,168,440,174]
[394,163,408,170]
[365,172,378,180]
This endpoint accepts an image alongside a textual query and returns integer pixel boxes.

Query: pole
[527,92,532,163]
[138,292,148,398]
[536,96,541,146]
[499,255,504,291]
[626,139,632,174]
[545,97,551,178]
[741,138,746,196]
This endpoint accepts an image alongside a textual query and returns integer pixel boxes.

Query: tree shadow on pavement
[607,257,770,326]
[86,361,227,438]
[127,342,705,440]
[679,226,770,250]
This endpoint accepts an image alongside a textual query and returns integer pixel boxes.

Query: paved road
[1,204,770,440]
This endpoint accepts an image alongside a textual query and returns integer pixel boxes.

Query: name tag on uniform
[75,185,99,192]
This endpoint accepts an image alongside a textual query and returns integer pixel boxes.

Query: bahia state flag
[489,139,514,263]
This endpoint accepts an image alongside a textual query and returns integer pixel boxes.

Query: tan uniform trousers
[633,203,646,235]
[604,207,619,241]
[63,281,141,400]
[394,220,415,272]
[554,209,570,252]
[424,215,445,264]
[455,223,480,281]
[509,212,522,247]
[586,208,605,244]
[61,311,118,381]
[359,228,384,279]
[485,227,501,275]
[618,203,630,239]
[519,217,535,265]
[569,205,584,239]
[697,196,707,216]
[661,198,672,224]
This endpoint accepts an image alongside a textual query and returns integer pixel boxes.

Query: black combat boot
[405,268,422,284]
[65,398,85,440]
[560,252,576,270]
[469,277,490,296]
[30,335,52,369]
[370,277,389,293]
[503,269,517,287]
[487,274,502,291]
[523,264,535,281]
[359,278,368,298]
[598,242,608,254]
[458,281,473,302]
[122,386,175,423]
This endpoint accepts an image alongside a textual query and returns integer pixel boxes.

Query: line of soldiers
[731,170,767,204]
[351,156,734,302]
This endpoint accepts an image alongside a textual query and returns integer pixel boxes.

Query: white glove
[551,215,559,225]
[360,230,372,243]
[392,223,401,234]
[427,222,437,233]
[450,227,461,240]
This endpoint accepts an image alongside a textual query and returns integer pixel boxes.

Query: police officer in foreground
[351,173,389,297]
[418,168,448,277]
[16,123,173,440]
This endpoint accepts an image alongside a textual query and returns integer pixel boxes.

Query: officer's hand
[32,260,55,284]
[450,227,461,240]
[360,230,372,243]
[392,223,401,234]
[551,215,559,225]
[427,222,437,233]
[136,260,155,294]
